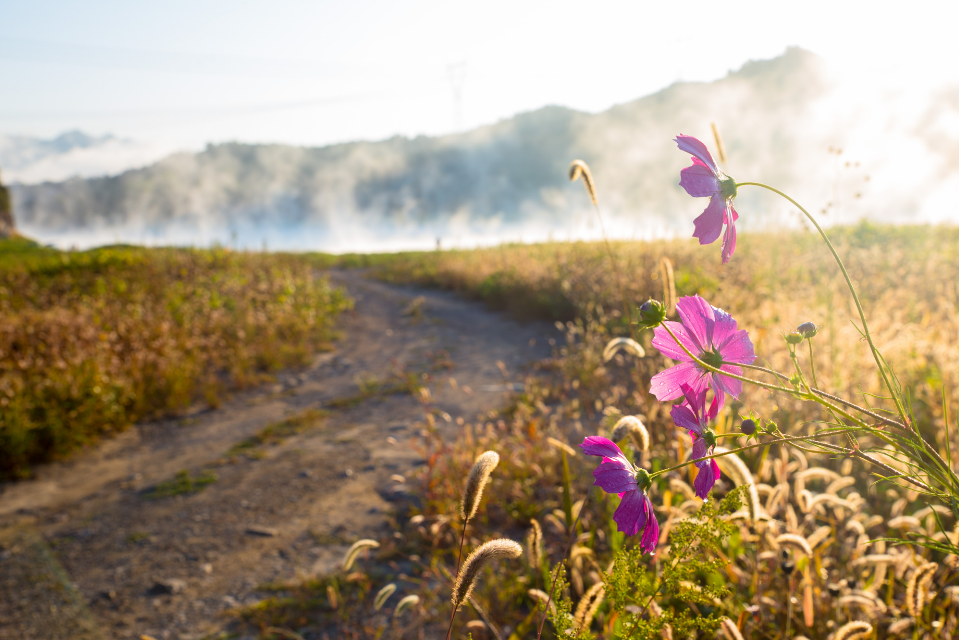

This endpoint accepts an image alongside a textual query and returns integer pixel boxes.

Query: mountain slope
[11,48,957,251]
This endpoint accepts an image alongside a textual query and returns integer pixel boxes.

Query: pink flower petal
[709,307,739,351]
[580,436,626,460]
[640,495,659,553]
[706,393,721,421]
[713,365,744,399]
[650,361,703,402]
[690,436,709,461]
[675,296,714,350]
[593,459,638,494]
[651,321,699,361]
[671,403,701,435]
[718,330,756,365]
[612,488,649,537]
[693,459,720,500]
[675,135,718,174]
[679,161,720,198]
[721,205,738,264]
[692,196,725,246]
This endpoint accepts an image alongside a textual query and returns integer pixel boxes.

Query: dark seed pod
[797,322,818,338]
[741,419,756,435]
[781,560,796,576]
[827,583,842,597]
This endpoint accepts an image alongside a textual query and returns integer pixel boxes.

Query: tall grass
[0,239,350,479]
[347,223,959,432]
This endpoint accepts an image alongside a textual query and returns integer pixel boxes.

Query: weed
[144,469,218,499]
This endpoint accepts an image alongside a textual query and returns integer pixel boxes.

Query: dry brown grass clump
[0,241,349,478]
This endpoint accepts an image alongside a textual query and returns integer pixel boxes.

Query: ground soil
[0,270,560,640]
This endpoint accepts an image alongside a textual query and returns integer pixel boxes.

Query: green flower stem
[659,324,870,429]
[657,320,946,494]
[649,430,847,478]
[735,181,908,425]
[733,360,906,430]
[737,361,790,383]
[807,339,820,391]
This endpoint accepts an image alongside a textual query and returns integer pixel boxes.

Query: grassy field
[0,238,349,479]
[340,223,959,432]
[236,224,959,639]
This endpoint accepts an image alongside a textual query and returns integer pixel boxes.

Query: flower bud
[634,467,652,491]
[740,419,756,435]
[797,322,818,338]
[636,299,667,328]
[703,429,717,449]
[785,331,804,345]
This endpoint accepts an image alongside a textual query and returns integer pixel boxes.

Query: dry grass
[0,239,350,478]
[236,224,959,638]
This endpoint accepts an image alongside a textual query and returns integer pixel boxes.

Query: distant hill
[9,48,959,251]
[0,131,174,185]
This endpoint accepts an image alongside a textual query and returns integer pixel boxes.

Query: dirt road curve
[0,270,559,640]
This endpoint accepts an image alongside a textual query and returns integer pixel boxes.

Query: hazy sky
[1,0,957,150]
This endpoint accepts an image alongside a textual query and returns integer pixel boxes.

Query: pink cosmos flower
[580,436,659,554]
[671,384,721,500]
[675,135,739,264]
[650,295,756,410]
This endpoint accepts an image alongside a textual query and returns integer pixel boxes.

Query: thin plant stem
[807,339,820,391]
[589,200,638,341]
[785,578,794,640]
[736,359,906,430]
[445,518,471,640]
[454,520,468,574]
[536,487,592,640]
[736,181,908,425]
[659,324,874,429]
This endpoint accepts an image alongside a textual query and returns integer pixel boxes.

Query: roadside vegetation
[237,224,959,639]
[0,238,350,479]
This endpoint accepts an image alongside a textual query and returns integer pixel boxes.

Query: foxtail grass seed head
[887,618,914,634]
[461,451,500,522]
[610,415,649,451]
[342,539,380,571]
[776,533,812,557]
[603,337,646,361]
[710,122,728,165]
[660,256,676,315]
[547,437,577,457]
[573,582,605,633]
[806,525,833,549]
[526,519,543,567]
[451,539,522,612]
[720,617,744,640]
[834,621,873,640]
[906,561,938,617]
[374,583,396,610]
[393,594,419,617]
[326,584,338,610]
[569,160,598,206]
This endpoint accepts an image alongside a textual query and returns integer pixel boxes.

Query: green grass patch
[144,469,218,499]
[226,408,327,458]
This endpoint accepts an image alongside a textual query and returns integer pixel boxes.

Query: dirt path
[0,270,559,640]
